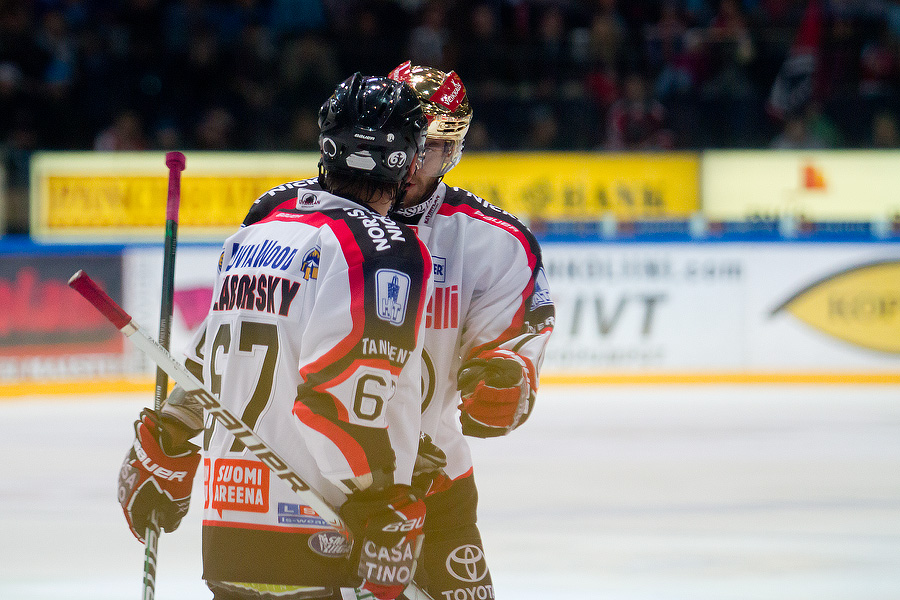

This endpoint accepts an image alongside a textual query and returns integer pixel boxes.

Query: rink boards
[1,238,898,395]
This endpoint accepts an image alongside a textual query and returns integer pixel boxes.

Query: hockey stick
[143,151,186,600]
[68,270,434,600]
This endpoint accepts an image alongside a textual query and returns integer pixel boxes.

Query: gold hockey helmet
[388,61,472,177]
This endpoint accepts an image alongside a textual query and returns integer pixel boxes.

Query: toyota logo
[446,544,487,583]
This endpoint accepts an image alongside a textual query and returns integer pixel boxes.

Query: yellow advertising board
[445,152,700,221]
[702,150,900,221]
[30,151,700,242]
[772,259,900,354]
[30,152,321,242]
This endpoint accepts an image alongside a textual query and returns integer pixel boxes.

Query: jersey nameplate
[225,239,300,272]
[213,274,300,316]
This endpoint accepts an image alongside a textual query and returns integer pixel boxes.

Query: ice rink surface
[1,384,899,600]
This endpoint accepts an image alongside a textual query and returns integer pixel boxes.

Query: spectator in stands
[524,104,562,150]
[804,101,843,148]
[335,4,404,78]
[0,62,26,143]
[0,0,899,165]
[465,120,498,151]
[277,33,341,118]
[605,72,673,150]
[644,1,689,78]
[152,118,183,150]
[94,109,148,151]
[231,22,279,148]
[858,22,898,100]
[818,15,864,144]
[284,107,319,150]
[532,4,575,100]
[268,0,326,41]
[455,3,509,99]
[407,1,452,68]
[702,0,758,147]
[193,106,237,149]
[585,2,629,71]
[770,113,827,149]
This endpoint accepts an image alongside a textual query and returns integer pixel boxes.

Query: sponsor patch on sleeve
[530,267,553,309]
[375,269,411,325]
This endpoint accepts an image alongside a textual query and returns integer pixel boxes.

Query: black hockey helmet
[318,73,428,184]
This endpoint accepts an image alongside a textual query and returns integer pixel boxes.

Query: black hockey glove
[118,408,200,543]
[340,484,426,600]
[411,433,447,496]
[457,348,535,438]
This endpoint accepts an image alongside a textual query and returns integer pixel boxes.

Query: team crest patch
[375,269,411,325]
[301,247,320,280]
[307,530,351,558]
[296,191,319,209]
[530,267,552,309]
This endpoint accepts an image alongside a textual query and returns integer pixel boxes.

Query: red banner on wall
[0,254,125,381]
[0,254,123,355]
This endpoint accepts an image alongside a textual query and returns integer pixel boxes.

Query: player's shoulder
[334,206,423,258]
[243,177,321,226]
[440,185,541,249]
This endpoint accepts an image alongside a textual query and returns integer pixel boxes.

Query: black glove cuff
[460,412,509,438]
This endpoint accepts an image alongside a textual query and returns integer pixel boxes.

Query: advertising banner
[30,152,320,243]
[542,242,900,380]
[446,152,700,221]
[702,150,900,222]
[32,151,701,243]
[124,241,900,383]
[745,249,900,370]
[123,245,223,371]
[542,244,746,372]
[0,252,128,382]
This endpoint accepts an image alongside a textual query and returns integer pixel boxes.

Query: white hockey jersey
[245,178,555,490]
[391,182,555,483]
[184,183,433,584]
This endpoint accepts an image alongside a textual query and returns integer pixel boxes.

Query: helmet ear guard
[389,62,472,177]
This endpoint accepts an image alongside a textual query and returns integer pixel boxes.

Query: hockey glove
[118,408,200,543]
[411,433,447,496]
[340,484,426,600]
[457,348,535,438]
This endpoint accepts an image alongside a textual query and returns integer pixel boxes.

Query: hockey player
[240,63,556,599]
[116,73,434,600]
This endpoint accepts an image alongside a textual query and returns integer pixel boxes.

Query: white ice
[1,384,899,600]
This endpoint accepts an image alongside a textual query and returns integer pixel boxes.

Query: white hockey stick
[68,270,433,600]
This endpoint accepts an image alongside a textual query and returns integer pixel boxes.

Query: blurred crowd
[2,0,900,233]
